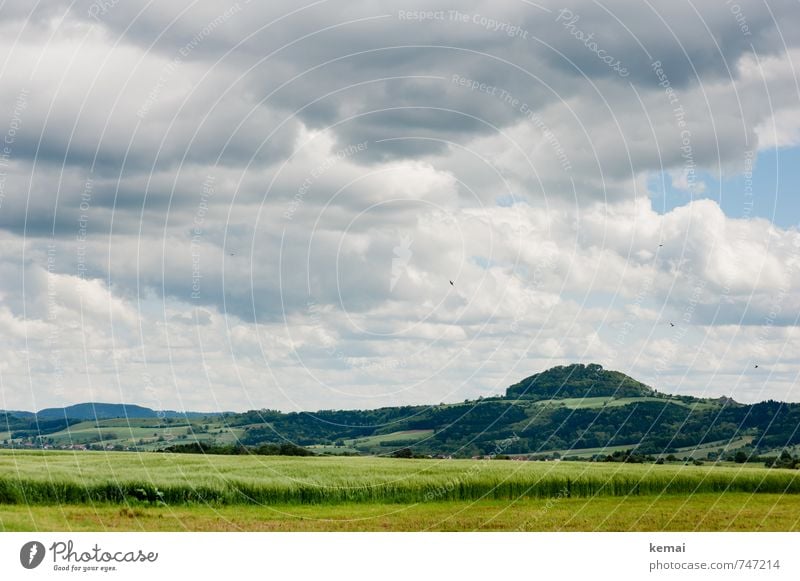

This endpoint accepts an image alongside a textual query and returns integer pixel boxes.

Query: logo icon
[20,541,45,569]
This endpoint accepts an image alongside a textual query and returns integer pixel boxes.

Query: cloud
[0,0,799,410]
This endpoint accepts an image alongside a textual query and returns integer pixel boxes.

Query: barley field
[1,450,798,508]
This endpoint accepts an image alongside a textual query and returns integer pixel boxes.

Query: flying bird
[449,280,454,286]
[754,364,759,369]
[669,322,675,327]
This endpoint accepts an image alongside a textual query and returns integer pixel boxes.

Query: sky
[1,0,800,412]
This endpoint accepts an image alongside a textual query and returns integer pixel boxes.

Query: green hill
[28,403,224,422]
[35,403,159,421]
[505,363,657,400]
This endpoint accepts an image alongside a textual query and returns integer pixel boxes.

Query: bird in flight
[754,364,759,369]
[658,244,664,247]
[669,322,675,327]
[449,280,454,286]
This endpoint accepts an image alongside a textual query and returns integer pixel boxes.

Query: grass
[1,449,799,507]
[1,450,798,531]
[2,494,799,531]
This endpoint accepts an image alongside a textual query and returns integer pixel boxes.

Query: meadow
[1,450,799,530]
[3,494,800,531]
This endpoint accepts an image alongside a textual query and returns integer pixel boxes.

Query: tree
[392,447,414,458]
[734,450,748,463]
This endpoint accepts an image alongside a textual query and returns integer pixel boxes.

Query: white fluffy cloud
[0,0,799,411]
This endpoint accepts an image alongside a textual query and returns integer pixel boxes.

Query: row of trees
[163,442,313,456]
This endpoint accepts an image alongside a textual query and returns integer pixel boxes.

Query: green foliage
[504,364,657,400]
[163,442,313,456]
[391,448,414,458]
[765,450,799,469]
[7,417,80,439]
[601,450,655,463]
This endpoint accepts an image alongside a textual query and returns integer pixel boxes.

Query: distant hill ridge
[29,402,221,421]
[6,364,658,420]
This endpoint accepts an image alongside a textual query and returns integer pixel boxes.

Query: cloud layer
[1,0,799,411]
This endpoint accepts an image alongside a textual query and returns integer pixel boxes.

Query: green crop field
[345,429,435,453]
[1,450,799,531]
[540,436,757,460]
[531,396,717,411]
